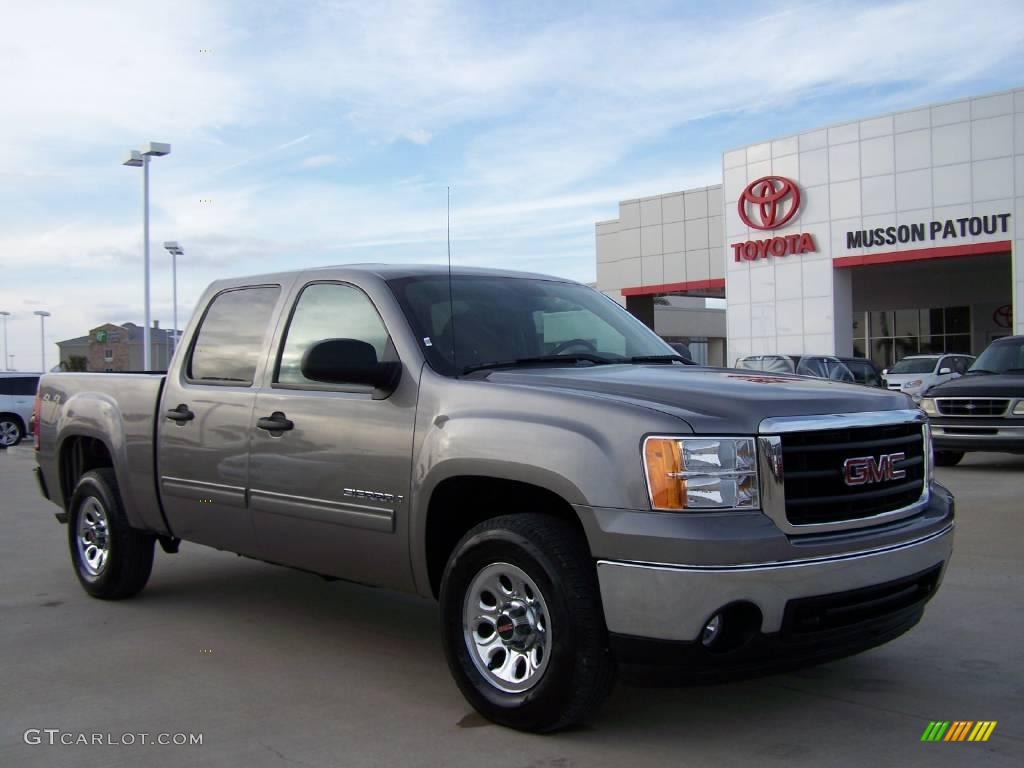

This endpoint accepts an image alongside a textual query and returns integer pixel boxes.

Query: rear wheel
[439,514,614,733]
[934,450,964,467]
[0,415,23,447]
[68,469,155,599]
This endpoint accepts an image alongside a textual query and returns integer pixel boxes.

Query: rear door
[157,283,288,553]
[0,376,39,443]
[246,279,418,591]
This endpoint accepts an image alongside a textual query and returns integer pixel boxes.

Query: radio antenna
[447,185,457,372]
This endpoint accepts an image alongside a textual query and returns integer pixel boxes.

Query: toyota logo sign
[738,176,801,231]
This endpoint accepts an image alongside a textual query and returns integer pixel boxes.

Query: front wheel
[68,468,155,599]
[0,415,23,447]
[934,450,965,467]
[439,514,614,733]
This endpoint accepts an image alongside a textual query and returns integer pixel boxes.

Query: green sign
[95,330,107,343]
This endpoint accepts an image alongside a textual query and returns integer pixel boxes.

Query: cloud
[301,154,339,168]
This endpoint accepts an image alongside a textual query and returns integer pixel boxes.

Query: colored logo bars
[921,721,997,742]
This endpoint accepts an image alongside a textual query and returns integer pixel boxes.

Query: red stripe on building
[833,240,1011,269]
[621,278,726,297]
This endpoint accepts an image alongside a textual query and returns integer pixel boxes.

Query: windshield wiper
[461,354,616,375]
[627,354,696,365]
[966,368,995,375]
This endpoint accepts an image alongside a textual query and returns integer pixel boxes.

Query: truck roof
[214,263,573,286]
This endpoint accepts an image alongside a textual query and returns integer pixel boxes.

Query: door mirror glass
[301,339,401,392]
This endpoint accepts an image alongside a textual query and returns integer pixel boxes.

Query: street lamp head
[122,150,144,167]
[34,310,51,318]
[163,241,184,255]
[141,142,171,157]
[0,311,10,317]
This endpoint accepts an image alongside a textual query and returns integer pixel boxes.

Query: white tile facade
[597,88,1023,354]
[594,185,725,301]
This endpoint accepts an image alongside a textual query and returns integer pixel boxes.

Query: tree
[62,355,88,372]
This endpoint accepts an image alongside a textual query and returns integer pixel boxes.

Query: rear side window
[276,282,391,388]
[188,286,281,384]
[0,376,40,395]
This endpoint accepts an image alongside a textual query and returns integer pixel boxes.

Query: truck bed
[36,372,169,534]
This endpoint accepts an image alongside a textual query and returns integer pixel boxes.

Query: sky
[1,0,1023,371]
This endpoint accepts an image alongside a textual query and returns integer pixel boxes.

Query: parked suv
[736,354,855,382]
[921,336,1024,465]
[0,372,41,447]
[883,354,973,401]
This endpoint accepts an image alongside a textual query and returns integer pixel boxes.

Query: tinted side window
[796,357,827,377]
[277,283,391,388]
[0,377,39,395]
[188,287,281,384]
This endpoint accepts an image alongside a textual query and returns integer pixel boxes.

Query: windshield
[387,275,676,375]
[889,357,938,374]
[969,339,1024,374]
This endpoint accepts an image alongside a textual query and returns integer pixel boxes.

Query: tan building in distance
[57,321,179,372]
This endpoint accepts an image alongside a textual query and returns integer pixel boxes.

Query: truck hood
[484,364,912,434]
[925,373,1024,398]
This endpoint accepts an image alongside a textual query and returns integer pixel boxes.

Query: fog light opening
[701,602,762,654]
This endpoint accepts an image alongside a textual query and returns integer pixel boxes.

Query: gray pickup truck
[34,264,954,732]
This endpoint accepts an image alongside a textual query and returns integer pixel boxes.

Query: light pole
[123,141,171,370]
[163,241,184,355]
[0,311,9,371]
[33,310,50,372]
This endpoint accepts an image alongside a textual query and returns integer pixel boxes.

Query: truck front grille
[781,422,926,526]
[935,398,1009,417]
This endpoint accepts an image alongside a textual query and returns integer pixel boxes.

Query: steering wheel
[550,338,598,355]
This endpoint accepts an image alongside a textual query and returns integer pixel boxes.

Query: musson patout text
[732,212,1012,261]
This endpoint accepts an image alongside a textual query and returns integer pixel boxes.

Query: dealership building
[595,87,1023,368]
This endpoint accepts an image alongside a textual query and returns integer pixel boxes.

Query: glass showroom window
[860,307,971,368]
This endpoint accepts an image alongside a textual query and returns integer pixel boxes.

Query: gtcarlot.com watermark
[24,729,202,747]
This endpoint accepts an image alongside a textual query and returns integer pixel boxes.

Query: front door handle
[256,412,294,433]
[165,404,195,423]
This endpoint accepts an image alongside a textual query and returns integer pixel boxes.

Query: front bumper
[930,421,1024,453]
[597,522,953,645]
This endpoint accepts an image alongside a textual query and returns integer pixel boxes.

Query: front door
[157,283,286,553]
[247,280,417,590]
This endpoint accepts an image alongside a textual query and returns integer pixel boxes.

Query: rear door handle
[256,412,294,432]
[165,404,195,423]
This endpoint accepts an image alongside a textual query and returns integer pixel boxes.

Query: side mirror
[938,367,951,375]
[301,338,401,392]
[881,369,888,376]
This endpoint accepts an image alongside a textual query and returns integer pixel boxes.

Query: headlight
[905,379,923,389]
[1013,401,1024,416]
[920,398,938,416]
[644,437,759,511]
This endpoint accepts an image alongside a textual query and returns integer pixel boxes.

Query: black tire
[934,450,965,467]
[0,414,24,447]
[67,468,155,599]
[439,514,614,733]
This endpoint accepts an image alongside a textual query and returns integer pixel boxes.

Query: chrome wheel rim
[76,498,110,578]
[0,421,18,446]
[463,562,551,693]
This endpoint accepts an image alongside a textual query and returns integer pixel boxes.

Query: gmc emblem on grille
[842,453,907,486]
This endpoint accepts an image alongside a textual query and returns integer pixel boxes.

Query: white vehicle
[882,354,973,400]
[0,372,41,447]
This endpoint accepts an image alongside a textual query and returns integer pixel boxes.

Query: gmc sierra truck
[34,265,954,732]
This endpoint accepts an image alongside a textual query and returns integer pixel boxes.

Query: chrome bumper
[596,524,953,642]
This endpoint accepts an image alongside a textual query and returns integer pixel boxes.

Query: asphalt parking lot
[1,445,1021,767]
